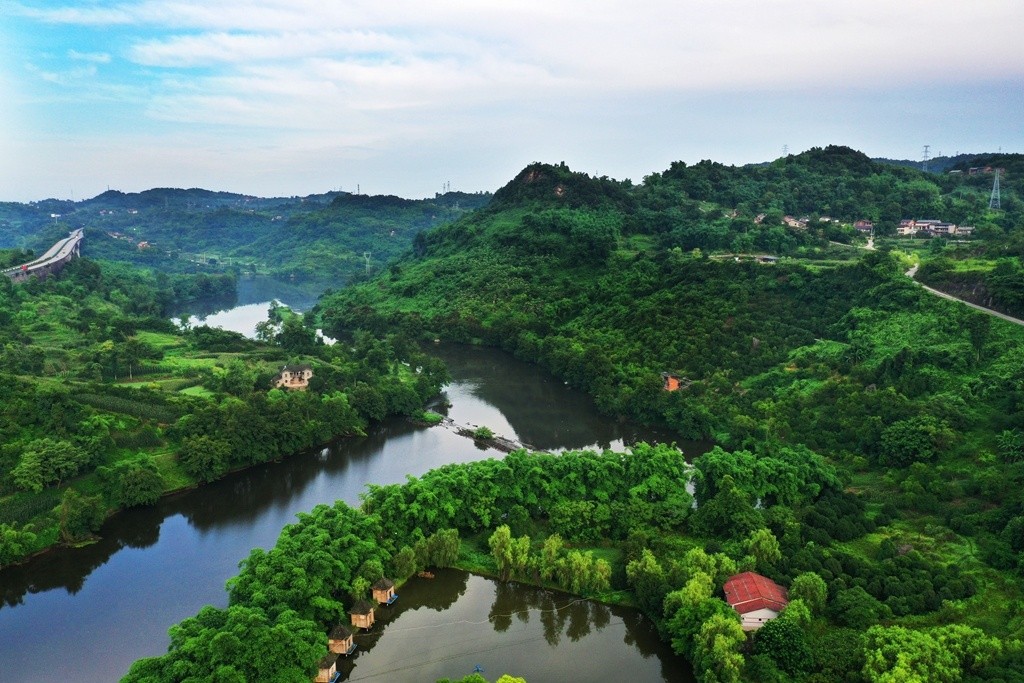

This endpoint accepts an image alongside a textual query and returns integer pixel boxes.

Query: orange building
[723,572,789,631]
[314,652,339,682]
[661,373,681,391]
[329,624,356,656]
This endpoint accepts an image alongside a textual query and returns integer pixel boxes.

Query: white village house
[274,364,313,390]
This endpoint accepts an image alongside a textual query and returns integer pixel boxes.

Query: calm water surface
[0,286,703,682]
[340,569,690,683]
[183,274,327,336]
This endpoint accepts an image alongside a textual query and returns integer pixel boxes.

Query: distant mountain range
[0,187,492,283]
[2,145,1018,283]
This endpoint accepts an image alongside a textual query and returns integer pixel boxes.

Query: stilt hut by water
[350,599,375,630]
[314,652,339,682]
[329,624,357,656]
[372,578,397,605]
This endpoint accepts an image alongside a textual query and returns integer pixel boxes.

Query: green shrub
[0,487,61,526]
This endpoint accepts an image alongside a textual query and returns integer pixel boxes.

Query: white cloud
[68,49,111,63]
[6,0,1024,201]
[129,30,411,67]
[11,3,138,25]
[25,62,97,86]
[18,1,1024,87]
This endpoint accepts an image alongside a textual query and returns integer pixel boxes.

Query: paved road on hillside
[827,237,1022,327]
[905,264,1024,327]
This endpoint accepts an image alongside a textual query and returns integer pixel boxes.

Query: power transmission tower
[782,144,788,156]
[921,145,931,173]
[990,170,1001,210]
[363,251,372,274]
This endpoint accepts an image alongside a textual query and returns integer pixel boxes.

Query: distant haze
[2,0,1022,202]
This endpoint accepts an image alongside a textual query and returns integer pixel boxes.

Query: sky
[1,0,1022,202]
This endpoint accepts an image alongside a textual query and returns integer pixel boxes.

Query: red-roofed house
[723,572,789,631]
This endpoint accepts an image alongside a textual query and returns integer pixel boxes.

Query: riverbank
[0,382,425,569]
[0,328,448,570]
[118,439,698,682]
[2,345,678,683]
[333,568,689,683]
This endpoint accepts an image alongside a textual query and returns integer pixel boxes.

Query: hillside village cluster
[895,219,974,237]
[760,214,974,238]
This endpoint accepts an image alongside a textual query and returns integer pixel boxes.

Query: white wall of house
[740,608,780,631]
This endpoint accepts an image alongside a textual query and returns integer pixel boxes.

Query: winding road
[904,264,1024,327]
[824,235,1020,328]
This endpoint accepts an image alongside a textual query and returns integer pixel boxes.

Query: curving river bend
[0,282,704,682]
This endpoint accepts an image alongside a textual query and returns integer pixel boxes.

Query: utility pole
[990,169,1001,210]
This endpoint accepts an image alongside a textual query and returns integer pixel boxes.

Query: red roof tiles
[723,572,788,614]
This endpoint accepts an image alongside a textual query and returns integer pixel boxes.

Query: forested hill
[0,188,491,284]
[311,152,1024,679]
[660,146,1020,232]
[318,150,1019,440]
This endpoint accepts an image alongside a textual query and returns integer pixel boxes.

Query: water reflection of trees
[432,346,626,450]
[337,569,469,681]
[0,420,418,610]
[0,500,173,609]
[410,567,469,613]
[0,534,128,608]
[176,423,406,531]
[341,572,694,683]
[431,344,700,453]
[487,582,614,646]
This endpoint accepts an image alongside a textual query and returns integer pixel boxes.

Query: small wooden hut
[314,652,339,683]
[350,599,375,630]
[329,624,357,656]
[372,578,398,605]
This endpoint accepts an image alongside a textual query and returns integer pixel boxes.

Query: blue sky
[2,0,1022,202]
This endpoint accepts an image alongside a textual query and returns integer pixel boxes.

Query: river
[182,273,327,337]
[0,279,703,682]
